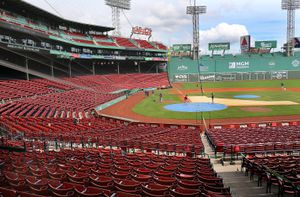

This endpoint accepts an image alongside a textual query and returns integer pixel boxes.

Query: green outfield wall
[169,52,300,82]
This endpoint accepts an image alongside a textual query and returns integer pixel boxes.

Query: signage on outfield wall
[208,42,230,51]
[199,75,215,81]
[271,71,288,80]
[240,35,251,53]
[268,61,276,67]
[228,61,250,69]
[255,40,277,49]
[172,44,192,52]
[174,74,188,82]
[292,59,300,67]
[199,64,208,72]
[177,65,188,71]
[171,44,192,57]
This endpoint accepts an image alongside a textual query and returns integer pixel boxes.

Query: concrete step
[200,133,284,197]
[219,171,280,197]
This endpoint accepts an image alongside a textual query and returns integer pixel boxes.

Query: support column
[25,57,29,81]
[117,62,120,74]
[92,62,96,75]
[68,60,72,77]
[51,60,54,78]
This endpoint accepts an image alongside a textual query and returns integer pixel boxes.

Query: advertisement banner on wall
[271,71,288,80]
[172,44,192,52]
[208,42,230,51]
[228,61,250,70]
[173,74,188,82]
[255,40,277,49]
[171,44,192,57]
[240,35,251,53]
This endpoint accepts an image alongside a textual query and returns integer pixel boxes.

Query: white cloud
[200,23,249,53]
[129,1,190,33]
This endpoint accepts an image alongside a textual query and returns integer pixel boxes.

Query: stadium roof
[1,0,114,33]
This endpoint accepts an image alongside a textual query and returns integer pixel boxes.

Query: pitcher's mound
[241,107,272,112]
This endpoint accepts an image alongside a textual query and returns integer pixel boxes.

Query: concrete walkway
[201,134,280,197]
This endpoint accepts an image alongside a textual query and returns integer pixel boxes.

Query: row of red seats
[0,149,231,196]
[113,37,138,48]
[242,155,300,196]
[206,126,300,154]
[0,73,170,120]
[153,41,168,50]
[1,116,117,138]
[101,73,170,89]
[1,118,204,154]
[0,89,120,118]
[0,73,169,103]
[134,39,156,49]
[64,73,170,92]
[0,78,74,102]
[0,79,66,101]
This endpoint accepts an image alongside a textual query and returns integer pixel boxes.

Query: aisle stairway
[201,134,280,197]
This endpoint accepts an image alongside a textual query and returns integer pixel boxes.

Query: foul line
[172,84,192,102]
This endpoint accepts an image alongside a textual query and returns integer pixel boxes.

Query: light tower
[187,0,207,60]
[105,0,131,36]
[282,0,300,56]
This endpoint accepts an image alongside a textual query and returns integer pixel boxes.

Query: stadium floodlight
[186,6,207,15]
[281,0,300,56]
[186,1,207,60]
[105,0,131,10]
[105,0,131,36]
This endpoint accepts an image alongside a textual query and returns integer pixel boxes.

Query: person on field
[184,95,189,103]
[159,93,163,103]
[211,92,215,104]
[281,82,286,91]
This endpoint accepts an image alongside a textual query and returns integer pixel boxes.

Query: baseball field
[100,79,300,125]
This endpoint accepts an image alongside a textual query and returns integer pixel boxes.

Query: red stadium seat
[113,179,141,194]
[0,187,17,197]
[170,186,201,197]
[141,183,170,196]
[48,180,74,196]
[74,185,110,197]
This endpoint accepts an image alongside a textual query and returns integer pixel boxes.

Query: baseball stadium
[0,0,300,196]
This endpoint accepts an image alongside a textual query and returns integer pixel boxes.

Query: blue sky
[23,0,300,53]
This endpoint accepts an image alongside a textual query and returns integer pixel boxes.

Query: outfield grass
[133,80,300,120]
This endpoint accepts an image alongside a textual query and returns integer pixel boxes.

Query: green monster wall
[169,52,300,82]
